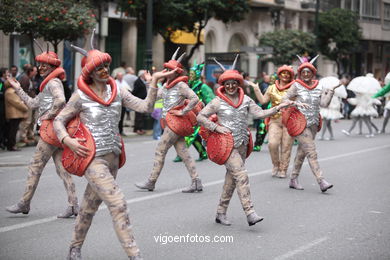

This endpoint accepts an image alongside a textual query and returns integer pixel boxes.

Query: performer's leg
[370,117,379,133]
[6,139,56,214]
[136,127,179,190]
[320,119,329,140]
[174,137,203,193]
[193,135,207,161]
[295,126,323,182]
[279,125,294,178]
[362,116,373,135]
[52,149,79,218]
[296,126,333,192]
[290,143,306,180]
[382,109,390,133]
[358,117,363,134]
[268,119,282,177]
[224,146,254,216]
[216,171,236,215]
[344,117,358,134]
[327,120,334,140]
[71,154,140,257]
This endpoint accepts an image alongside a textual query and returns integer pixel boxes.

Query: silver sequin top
[77,86,122,157]
[294,81,323,127]
[218,96,251,148]
[161,83,185,118]
[38,78,61,118]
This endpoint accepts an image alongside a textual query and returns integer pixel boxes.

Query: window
[228,34,246,53]
[361,0,380,22]
[384,3,390,30]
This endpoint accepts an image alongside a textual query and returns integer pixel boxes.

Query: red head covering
[163,47,185,75]
[296,54,319,76]
[218,69,244,87]
[35,51,61,67]
[277,65,295,78]
[297,62,317,75]
[81,49,112,81]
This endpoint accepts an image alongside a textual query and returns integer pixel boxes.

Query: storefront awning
[170,29,204,45]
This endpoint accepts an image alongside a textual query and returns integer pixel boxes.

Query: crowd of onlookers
[1,61,388,153]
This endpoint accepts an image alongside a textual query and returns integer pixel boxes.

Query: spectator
[18,65,38,145]
[132,70,150,135]
[10,65,19,79]
[115,72,130,135]
[111,61,126,78]
[0,68,8,149]
[123,66,137,92]
[4,79,28,151]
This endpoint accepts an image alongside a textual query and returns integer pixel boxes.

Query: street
[0,118,389,260]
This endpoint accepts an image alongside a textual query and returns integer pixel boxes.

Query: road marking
[1,144,389,233]
[0,155,22,160]
[274,237,329,260]
[9,175,54,184]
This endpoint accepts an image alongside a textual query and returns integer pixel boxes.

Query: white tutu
[321,107,343,120]
[348,93,380,117]
[320,95,343,120]
[351,106,378,117]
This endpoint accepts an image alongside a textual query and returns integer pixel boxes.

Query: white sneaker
[342,130,350,136]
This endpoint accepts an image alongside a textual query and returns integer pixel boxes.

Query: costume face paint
[279,70,292,83]
[91,63,110,82]
[38,63,54,78]
[301,68,313,82]
[224,80,239,95]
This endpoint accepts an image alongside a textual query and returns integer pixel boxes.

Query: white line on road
[1,144,389,233]
[274,237,329,260]
[0,155,22,160]
[0,216,57,233]
[9,175,54,184]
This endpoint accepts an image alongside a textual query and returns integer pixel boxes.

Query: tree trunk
[182,21,207,69]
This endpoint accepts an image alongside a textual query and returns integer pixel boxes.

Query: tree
[259,30,316,66]
[317,8,361,76]
[0,0,96,53]
[117,0,251,67]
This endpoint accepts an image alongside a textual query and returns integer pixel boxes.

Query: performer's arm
[196,98,220,131]
[179,82,199,115]
[282,84,298,102]
[53,92,82,143]
[250,98,301,119]
[373,82,390,98]
[248,81,270,104]
[320,88,335,107]
[6,76,40,109]
[121,86,157,113]
[53,93,90,157]
[41,79,66,120]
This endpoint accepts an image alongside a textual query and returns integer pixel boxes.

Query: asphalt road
[0,118,389,260]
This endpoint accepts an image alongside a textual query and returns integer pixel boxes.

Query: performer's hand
[333,78,347,90]
[215,126,231,134]
[170,109,184,116]
[278,100,295,109]
[144,70,152,84]
[248,81,260,91]
[63,137,90,158]
[293,101,310,109]
[6,76,21,89]
[153,68,178,80]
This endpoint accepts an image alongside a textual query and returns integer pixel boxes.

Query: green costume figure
[174,61,215,162]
